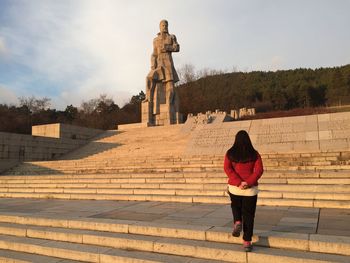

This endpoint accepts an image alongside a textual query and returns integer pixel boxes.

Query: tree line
[0,64,349,134]
[0,93,145,134]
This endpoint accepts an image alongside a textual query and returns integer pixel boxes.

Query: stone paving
[0,198,349,237]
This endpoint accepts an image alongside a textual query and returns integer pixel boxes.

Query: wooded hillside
[178,64,350,117]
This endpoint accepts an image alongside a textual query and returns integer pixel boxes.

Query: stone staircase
[0,125,350,262]
[0,213,348,262]
[2,152,350,209]
[0,169,349,209]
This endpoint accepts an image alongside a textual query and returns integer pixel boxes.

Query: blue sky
[0,0,349,109]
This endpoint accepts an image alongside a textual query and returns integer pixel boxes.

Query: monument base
[141,101,152,125]
[117,122,151,131]
[141,96,183,126]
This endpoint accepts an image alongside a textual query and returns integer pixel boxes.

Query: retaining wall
[0,124,103,173]
[185,112,350,155]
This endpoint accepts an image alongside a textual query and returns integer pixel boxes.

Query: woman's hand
[239,181,249,189]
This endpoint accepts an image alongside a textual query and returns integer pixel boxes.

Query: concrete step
[0,214,349,260]
[0,248,83,262]
[0,192,349,208]
[0,181,346,198]
[259,184,350,192]
[2,170,350,180]
[1,184,349,194]
[0,177,348,189]
[6,167,223,175]
[0,172,348,184]
[0,176,348,185]
[2,185,350,197]
[0,215,349,262]
[0,187,349,200]
[13,159,347,169]
[29,152,346,163]
[9,158,350,168]
[0,234,224,263]
[8,152,350,165]
[0,177,228,184]
[8,163,350,175]
[58,151,349,160]
[265,165,350,171]
[2,172,222,180]
[0,182,222,190]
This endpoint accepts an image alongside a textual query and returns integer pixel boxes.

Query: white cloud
[1,0,350,110]
[252,56,285,72]
[270,56,284,71]
[0,85,18,105]
[0,37,7,56]
[0,1,150,109]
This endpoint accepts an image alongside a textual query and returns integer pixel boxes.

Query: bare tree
[80,94,114,114]
[177,64,230,85]
[18,96,51,113]
[177,63,197,85]
[197,68,225,79]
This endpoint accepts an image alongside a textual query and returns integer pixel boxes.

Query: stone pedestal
[141,101,152,125]
[142,82,182,126]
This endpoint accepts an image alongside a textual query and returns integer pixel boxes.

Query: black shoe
[231,221,242,237]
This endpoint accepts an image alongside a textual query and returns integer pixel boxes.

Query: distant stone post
[239,108,247,118]
[142,20,182,126]
[230,110,239,120]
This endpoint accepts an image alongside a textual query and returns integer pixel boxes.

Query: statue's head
[159,19,168,33]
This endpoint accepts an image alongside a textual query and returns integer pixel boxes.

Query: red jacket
[224,153,264,187]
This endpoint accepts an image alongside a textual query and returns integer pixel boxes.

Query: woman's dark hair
[227,130,257,163]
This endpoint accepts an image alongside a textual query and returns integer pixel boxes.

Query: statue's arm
[151,40,157,70]
[162,34,180,53]
[170,35,180,52]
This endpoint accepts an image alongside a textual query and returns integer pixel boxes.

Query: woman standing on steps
[224,130,264,252]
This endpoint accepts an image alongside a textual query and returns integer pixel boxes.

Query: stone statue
[142,19,181,125]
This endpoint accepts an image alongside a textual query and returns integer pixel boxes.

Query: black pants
[228,192,257,241]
